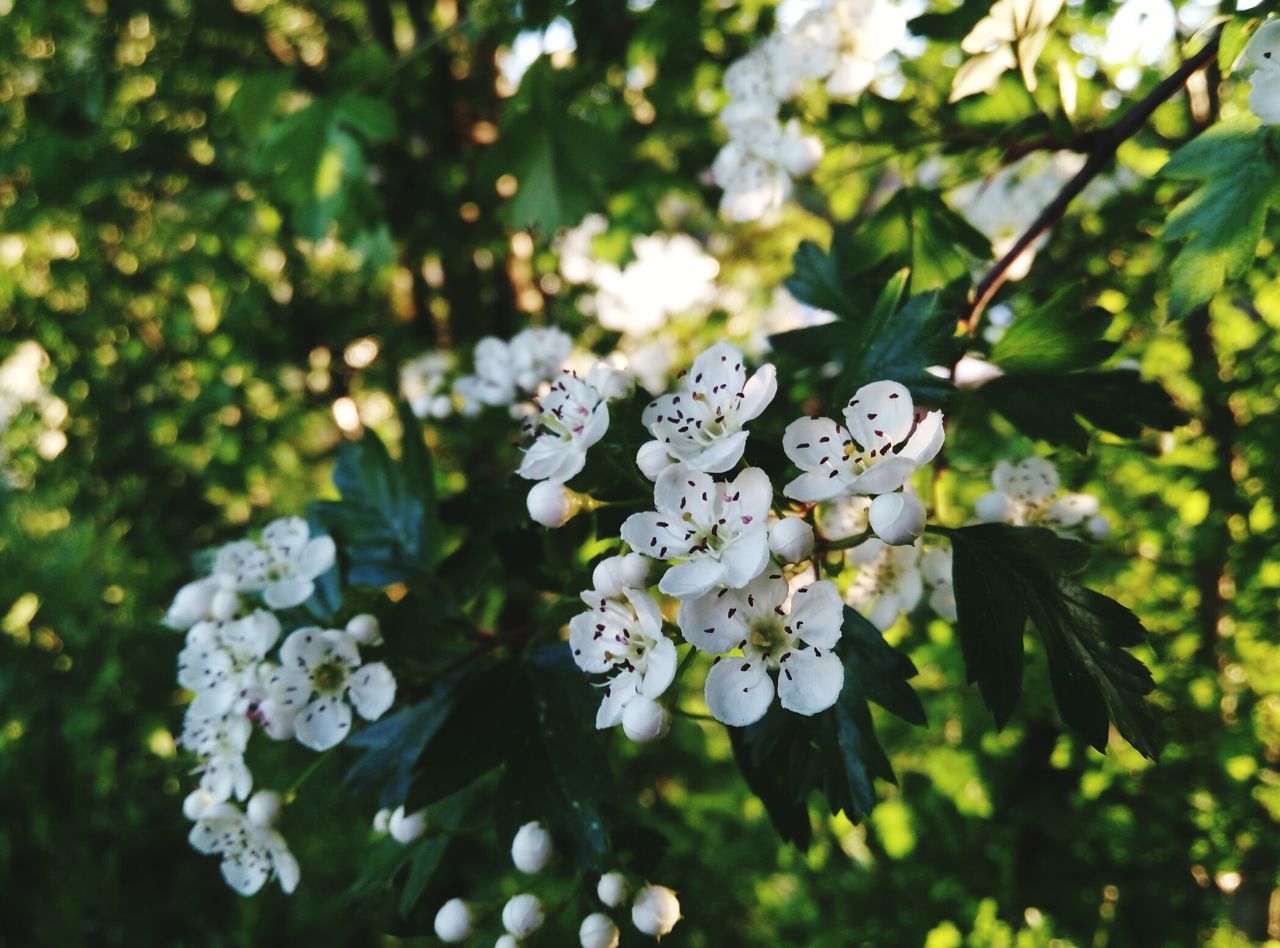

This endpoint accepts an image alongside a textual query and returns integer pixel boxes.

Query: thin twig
[960,31,1222,335]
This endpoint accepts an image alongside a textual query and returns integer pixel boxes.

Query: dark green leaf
[346,686,456,806]
[987,295,1117,372]
[848,188,992,292]
[730,706,814,848]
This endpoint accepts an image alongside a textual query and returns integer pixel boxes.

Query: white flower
[1085,514,1111,540]
[712,120,823,222]
[590,552,650,598]
[868,492,926,546]
[975,457,1107,530]
[817,495,871,541]
[768,516,815,563]
[434,898,474,943]
[214,517,336,610]
[188,800,299,896]
[178,611,281,719]
[570,588,677,729]
[1101,0,1176,67]
[632,884,681,938]
[640,342,776,474]
[593,234,720,336]
[509,327,574,393]
[921,546,957,621]
[502,893,545,938]
[400,350,456,419]
[845,538,922,631]
[681,574,845,726]
[621,696,671,743]
[372,808,392,833]
[389,805,427,844]
[166,577,238,630]
[518,372,610,482]
[597,872,630,907]
[181,711,253,802]
[782,380,944,502]
[580,913,621,948]
[823,0,908,100]
[268,627,396,751]
[496,937,519,948]
[621,464,772,599]
[511,820,554,874]
[1044,492,1100,527]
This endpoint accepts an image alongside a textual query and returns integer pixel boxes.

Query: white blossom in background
[213,517,336,610]
[570,587,677,730]
[680,573,845,726]
[974,457,1108,536]
[845,538,923,630]
[556,213,608,284]
[782,380,944,502]
[712,119,824,222]
[187,794,299,896]
[517,371,610,482]
[640,342,777,474]
[400,350,456,419]
[1101,0,1176,67]
[266,627,396,751]
[868,491,926,546]
[768,516,815,563]
[817,495,871,541]
[1247,19,1280,124]
[621,464,772,599]
[631,884,682,938]
[181,710,254,803]
[593,234,720,336]
[389,806,427,844]
[921,545,958,621]
[0,340,69,481]
[178,610,281,719]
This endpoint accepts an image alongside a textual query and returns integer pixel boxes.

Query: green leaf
[841,606,927,727]
[854,189,992,292]
[1219,17,1261,75]
[937,524,1161,758]
[334,94,397,144]
[226,72,293,145]
[399,836,448,918]
[1160,121,1280,316]
[730,706,815,848]
[784,235,860,316]
[976,368,1187,452]
[987,295,1117,372]
[346,686,456,806]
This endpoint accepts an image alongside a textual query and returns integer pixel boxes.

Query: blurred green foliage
[1,0,1278,946]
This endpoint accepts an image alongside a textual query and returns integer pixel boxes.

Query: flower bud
[636,440,674,481]
[579,912,621,948]
[246,790,282,827]
[768,517,814,563]
[502,893,545,938]
[389,805,427,844]
[182,788,217,821]
[592,553,650,597]
[869,493,926,546]
[511,820,554,874]
[345,613,382,646]
[526,481,577,528]
[372,808,392,833]
[597,871,630,907]
[495,937,519,948]
[952,355,1004,390]
[433,898,473,943]
[1085,514,1111,540]
[974,490,1016,524]
[210,588,240,622]
[621,696,670,744]
[631,884,681,938]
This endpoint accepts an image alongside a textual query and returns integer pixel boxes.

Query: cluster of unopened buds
[431,821,682,946]
[167,517,396,894]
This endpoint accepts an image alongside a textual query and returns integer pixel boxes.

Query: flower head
[178,610,281,719]
[180,710,253,802]
[188,798,299,896]
[845,538,922,631]
[213,517,336,610]
[518,371,610,482]
[680,574,845,726]
[1247,19,1280,124]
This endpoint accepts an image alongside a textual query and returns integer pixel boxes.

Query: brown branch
[960,31,1222,334]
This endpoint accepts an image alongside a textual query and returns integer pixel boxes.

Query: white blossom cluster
[1248,19,1280,124]
[0,340,69,480]
[167,517,397,896]
[975,456,1110,539]
[528,342,948,729]
[712,0,910,220]
[432,821,682,945]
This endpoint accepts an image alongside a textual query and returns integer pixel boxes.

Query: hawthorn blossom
[845,538,923,631]
[518,372,609,482]
[509,327,574,392]
[640,343,777,474]
[266,627,396,751]
[592,234,720,336]
[570,587,677,729]
[181,710,254,802]
[1248,20,1280,124]
[188,796,299,896]
[434,899,474,943]
[974,457,1109,533]
[782,380,943,502]
[621,464,772,599]
[178,611,281,719]
[165,577,238,630]
[712,120,823,222]
[680,573,845,726]
[400,350,456,419]
[818,0,908,100]
[921,545,958,621]
[213,517,336,610]
[817,495,871,541]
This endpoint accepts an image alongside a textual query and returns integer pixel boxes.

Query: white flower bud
[631,884,681,938]
[621,696,670,744]
[372,808,392,833]
[974,490,1016,524]
[636,440,674,481]
[579,912,621,948]
[389,805,427,844]
[1085,514,1111,540]
[495,937,520,948]
[210,588,240,622]
[182,787,217,821]
[434,898,473,943]
[768,517,815,563]
[952,355,1004,390]
[502,893,545,938]
[246,790,282,827]
[869,493,926,546]
[511,820,554,874]
[527,481,574,528]
[345,613,382,646]
[597,871,630,908]
[592,553,650,597]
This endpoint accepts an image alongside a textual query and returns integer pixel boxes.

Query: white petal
[782,416,855,475]
[264,577,315,610]
[846,456,917,495]
[678,588,749,655]
[653,464,717,523]
[704,658,774,727]
[262,516,310,560]
[658,558,724,599]
[899,410,945,467]
[619,512,693,561]
[273,843,301,894]
[294,697,353,751]
[784,469,854,503]
[349,662,396,720]
[596,674,637,728]
[724,467,773,523]
[669,430,749,474]
[639,635,678,698]
[777,647,844,716]
[843,380,916,452]
[569,611,616,673]
[624,587,664,639]
[221,852,270,896]
[737,363,777,422]
[296,535,336,579]
[279,627,329,673]
[718,528,771,589]
[867,596,901,631]
[786,580,844,649]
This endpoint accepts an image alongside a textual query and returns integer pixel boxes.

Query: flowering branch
[960,30,1223,334]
